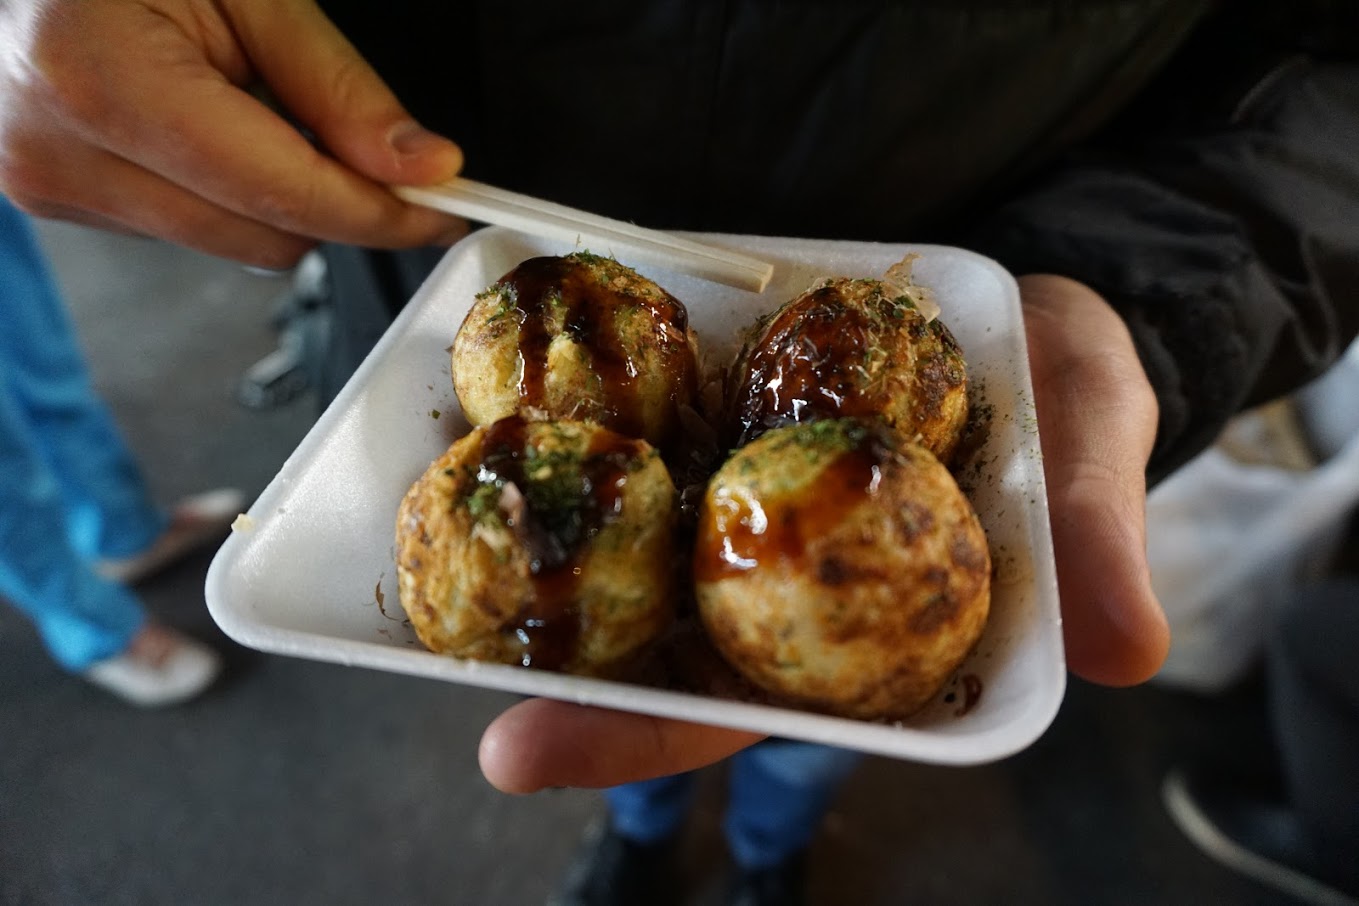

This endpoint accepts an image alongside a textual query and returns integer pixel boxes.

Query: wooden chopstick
[393,178,774,293]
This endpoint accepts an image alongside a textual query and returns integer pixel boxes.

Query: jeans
[605,740,864,869]
[1268,578,1359,884]
[0,198,164,670]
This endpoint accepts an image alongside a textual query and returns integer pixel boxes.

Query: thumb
[479,698,764,793]
[1019,274,1170,686]
[228,0,462,186]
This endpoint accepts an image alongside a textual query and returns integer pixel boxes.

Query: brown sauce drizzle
[475,415,643,670]
[498,256,697,448]
[695,426,888,583]
[729,284,884,447]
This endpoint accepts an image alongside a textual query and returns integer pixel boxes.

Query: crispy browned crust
[694,425,991,720]
[395,419,678,677]
[726,277,969,463]
[451,253,700,454]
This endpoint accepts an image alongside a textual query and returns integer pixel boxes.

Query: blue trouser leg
[604,772,700,845]
[603,740,863,867]
[722,741,864,869]
[0,198,165,561]
[0,199,157,670]
[0,363,148,669]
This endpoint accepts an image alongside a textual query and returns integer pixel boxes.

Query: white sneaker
[83,624,222,707]
[97,488,246,585]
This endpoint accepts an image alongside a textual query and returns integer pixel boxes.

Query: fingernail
[388,120,455,157]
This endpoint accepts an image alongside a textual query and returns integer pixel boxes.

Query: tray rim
[205,226,1066,766]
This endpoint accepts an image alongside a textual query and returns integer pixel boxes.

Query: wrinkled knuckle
[1067,459,1131,497]
[1087,349,1157,421]
[47,77,140,153]
[324,54,384,116]
[1054,349,1150,403]
[38,46,100,117]
[248,181,318,231]
[163,206,307,271]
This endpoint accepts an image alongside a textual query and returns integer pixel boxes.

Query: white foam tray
[206,227,1064,765]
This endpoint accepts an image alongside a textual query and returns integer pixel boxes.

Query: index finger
[55,3,459,252]
[109,73,457,247]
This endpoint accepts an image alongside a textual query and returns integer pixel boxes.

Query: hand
[478,272,1169,793]
[0,0,466,269]
[1016,274,1168,684]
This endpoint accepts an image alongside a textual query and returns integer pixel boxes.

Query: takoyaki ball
[727,276,969,464]
[452,253,700,454]
[694,419,991,721]
[396,416,678,677]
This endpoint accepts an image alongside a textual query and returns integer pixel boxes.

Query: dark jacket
[321,0,1359,480]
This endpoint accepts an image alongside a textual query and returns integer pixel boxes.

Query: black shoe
[552,820,683,906]
[1163,767,1359,905]
[726,851,808,906]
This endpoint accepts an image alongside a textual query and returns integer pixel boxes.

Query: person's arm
[0,0,465,268]
[480,10,1359,795]
[970,53,1359,483]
